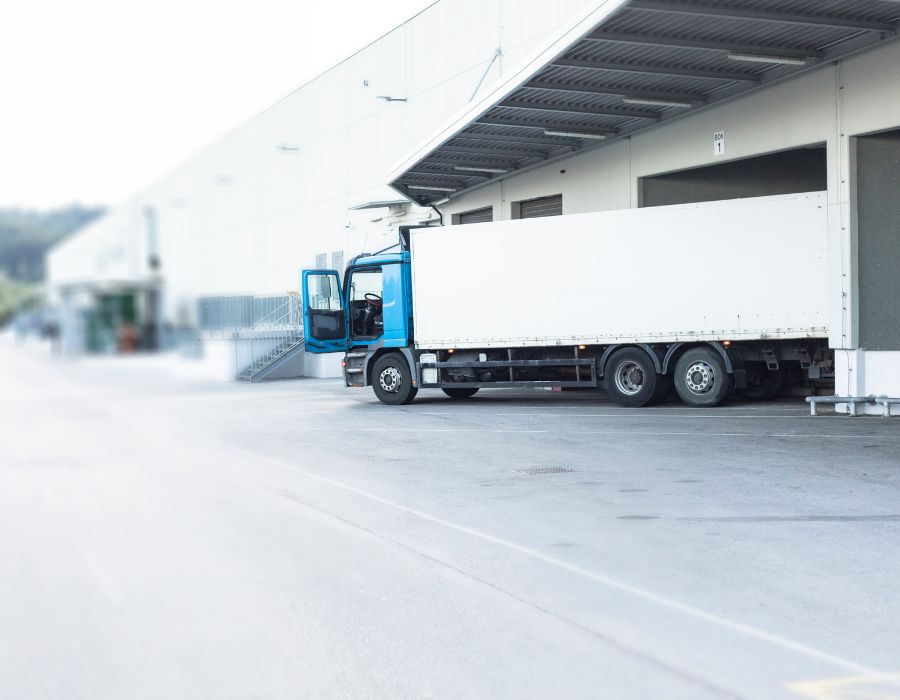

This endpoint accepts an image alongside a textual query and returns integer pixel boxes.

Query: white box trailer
[304,192,834,407]
[411,192,829,349]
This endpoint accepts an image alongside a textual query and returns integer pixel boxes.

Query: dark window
[453,206,493,225]
[640,146,827,208]
[348,267,384,339]
[513,194,562,219]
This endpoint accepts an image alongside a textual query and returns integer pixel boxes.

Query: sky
[0,0,435,210]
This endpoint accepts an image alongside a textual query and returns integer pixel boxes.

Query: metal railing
[198,294,302,336]
[197,295,304,380]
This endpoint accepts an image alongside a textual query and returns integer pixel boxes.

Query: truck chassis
[344,339,833,408]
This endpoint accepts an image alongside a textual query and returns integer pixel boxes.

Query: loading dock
[389,0,900,413]
[854,128,900,352]
[639,145,827,207]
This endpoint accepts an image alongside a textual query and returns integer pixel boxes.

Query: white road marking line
[413,412,823,419]
[240,447,897,684]
[79,547,122,605]
[278,426,897,439]
[266,486,743,699]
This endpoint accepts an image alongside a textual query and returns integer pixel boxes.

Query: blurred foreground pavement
[1,337,900,699]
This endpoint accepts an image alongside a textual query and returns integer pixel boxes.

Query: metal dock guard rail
[806,395,900,417]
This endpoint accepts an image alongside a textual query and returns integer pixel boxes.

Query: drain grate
[509,467,577,476]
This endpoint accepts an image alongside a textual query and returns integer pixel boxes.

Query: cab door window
[348,267,383,339]
[304,271,344,341]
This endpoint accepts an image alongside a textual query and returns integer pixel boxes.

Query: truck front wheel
[673,347,733,407]
[604,347,660,408]
[371,353,418,405]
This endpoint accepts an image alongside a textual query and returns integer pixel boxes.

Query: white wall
[47,0,595,326]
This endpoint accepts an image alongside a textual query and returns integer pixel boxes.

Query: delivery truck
[300,192,833,408]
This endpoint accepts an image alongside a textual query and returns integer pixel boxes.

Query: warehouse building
[48,0,900,412]
[46,0,594,377]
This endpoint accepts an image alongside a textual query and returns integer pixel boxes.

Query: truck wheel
[604,347,659,408]
[737,366,784,401]
[371,353,418,405]
[442,388,479,399]
[674,347,733,407]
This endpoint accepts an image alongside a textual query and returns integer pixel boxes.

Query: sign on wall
[713,130,726,156]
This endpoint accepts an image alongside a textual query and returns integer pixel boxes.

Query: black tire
[673,347,733,407]
[371,353,418,405]
[442,387,479,399]
[604,347,659,408]
[737,365,785,401]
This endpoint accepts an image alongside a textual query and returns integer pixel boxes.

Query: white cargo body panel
[411,192,829,349]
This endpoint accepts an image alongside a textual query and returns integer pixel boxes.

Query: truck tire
[604,347,659,408]
[737,366,784,401]
[442,387,479,399]
[371,353,418,405]
[674,347,733,407]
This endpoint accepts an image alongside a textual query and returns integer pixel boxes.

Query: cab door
[301,269,347,353]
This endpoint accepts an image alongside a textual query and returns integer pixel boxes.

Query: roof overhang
[388,0,900,206]
[348,199,410,211]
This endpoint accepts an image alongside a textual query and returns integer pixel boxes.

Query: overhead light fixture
[277,143,300,152]
[543,129,607,140]
[407,184,458,192]
[727,52,809,66]
[454,165,509,174]
[377,95,408,102]
[623,96,694,109]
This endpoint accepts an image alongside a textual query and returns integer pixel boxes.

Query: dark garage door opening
[855,128,900,351]
[640,146,827,208]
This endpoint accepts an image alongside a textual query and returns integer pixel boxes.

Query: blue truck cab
[301,251,423,403]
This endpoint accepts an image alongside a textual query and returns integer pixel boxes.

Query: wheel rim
[613,361,645,396]
[684,361,715,395]
[379,366,402,393]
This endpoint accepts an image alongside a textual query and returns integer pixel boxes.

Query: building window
[452,206,493,225]
[512,194,562,219]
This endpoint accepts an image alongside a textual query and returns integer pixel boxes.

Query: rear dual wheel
[673,347,733,407]
[604,347,668,408]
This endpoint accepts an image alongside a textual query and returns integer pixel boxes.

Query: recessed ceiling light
[543,129,607,140]
[727,52,809,66]
[622,96,694,108]
[454,165,509,173]
[407,185,458,192]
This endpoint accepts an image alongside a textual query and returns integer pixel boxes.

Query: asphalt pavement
[2,339,899,699]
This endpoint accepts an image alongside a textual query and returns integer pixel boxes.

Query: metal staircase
[236,335,305,382]
[234,296,305,382]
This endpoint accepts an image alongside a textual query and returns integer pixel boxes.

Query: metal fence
[198,295,301,336]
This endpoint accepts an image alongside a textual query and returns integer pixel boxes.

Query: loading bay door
[855,129,900,350]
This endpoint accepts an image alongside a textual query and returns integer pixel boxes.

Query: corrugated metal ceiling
[390,0,900,204]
